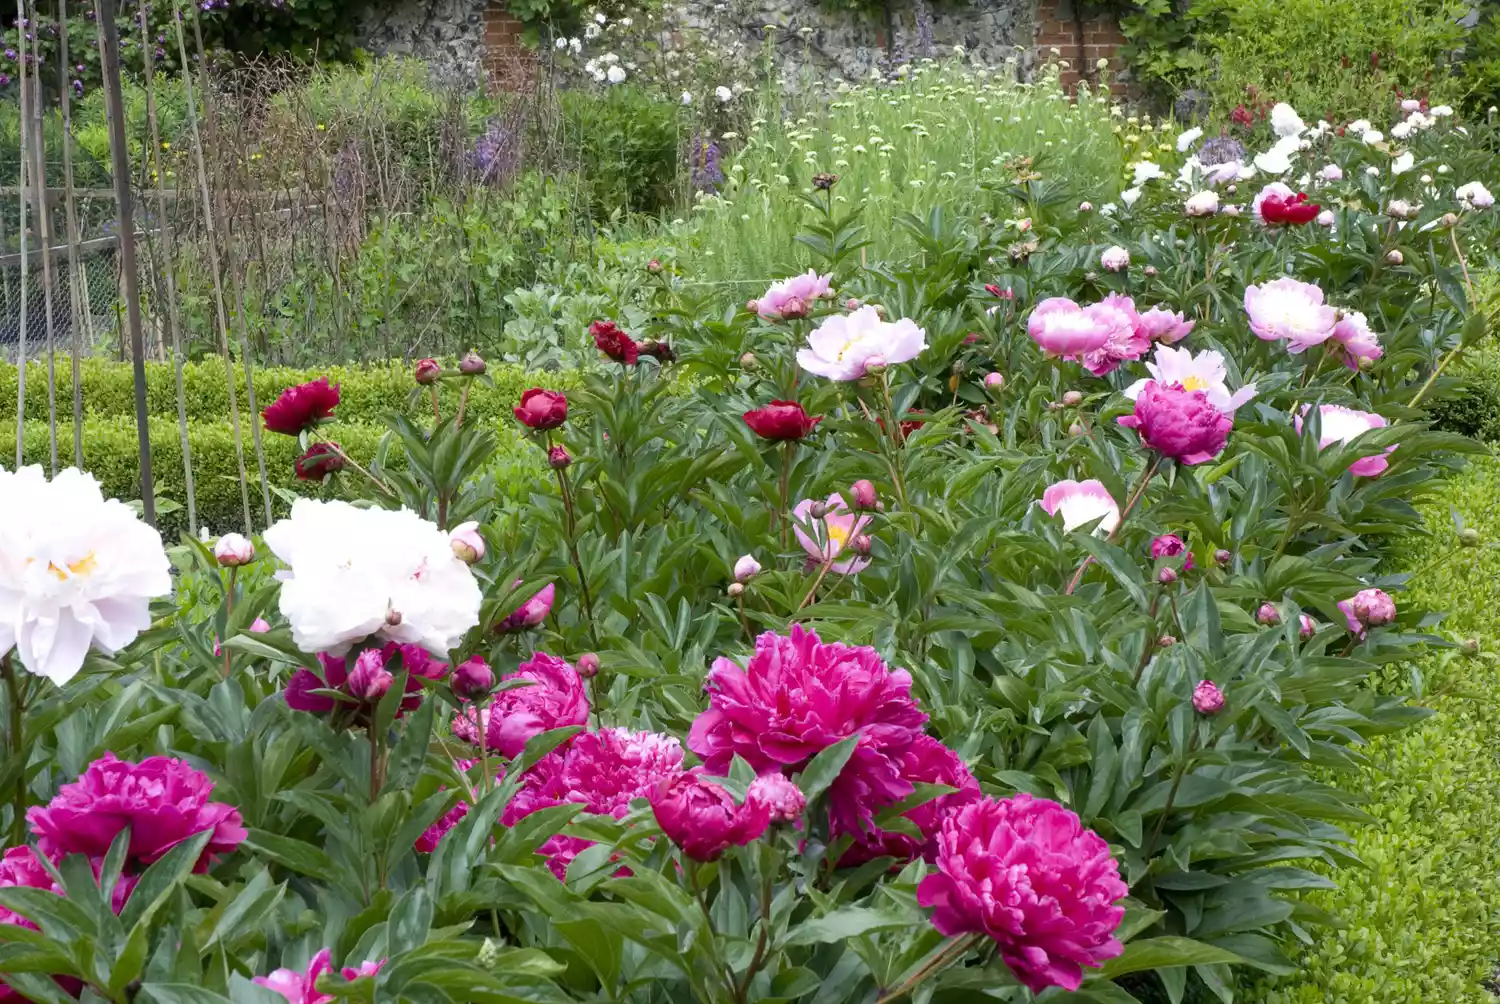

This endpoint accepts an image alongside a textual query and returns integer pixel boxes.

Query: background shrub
[561,84,684,217]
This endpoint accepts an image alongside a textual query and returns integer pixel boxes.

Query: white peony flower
[1348,119,1371,134]
[1430,105,1453,117]
[1270,102,1305,138]
[263,499,481,658]
[0,467,171,685]
[1361,129,1384,145]
[1389,120,1413,140]
[606,65,627,84]
[1316,209,1335,226]
[569,37,582,54]
[1184,190,1219,216]
[715,85,733,103]
[1364,165,1380,177]
[797,306,927,381]
[1175,126,1203,152]
[681,90,692,105]
[1253,135,1300,175]
[1457,181,1495,210]
[1120,187,1142,207]
[1390,151,1414,175]
[1131,160,1165,185]
[594,11,606,22]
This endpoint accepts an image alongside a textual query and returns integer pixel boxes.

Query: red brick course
[483,2,537,92]
[1033,0,1127,95]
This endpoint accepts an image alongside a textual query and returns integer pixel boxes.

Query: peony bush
[0,94,1495,1004]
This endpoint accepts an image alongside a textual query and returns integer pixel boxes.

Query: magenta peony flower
[1192,680,1225,715]
[1026,297,1112,359]
[793,493,872,574]
[285,644,447,719]
[649,772,771,861]
[1118,383,1231,465]
[254,948,385,1004]
[347,649,393,701]
[415,798,471,854]
[453,652,590,758]
[495,581,556,633]
[1256,603,1281,626]
[1149,534,1194,571]
[0,845,136,939]
[746,774,807,823]
[1243,278,1337,352]
[27,754,245,870]
[688,627,927,835]
[1081,294,1151,377]
[917,795,1127,994]
[1295,404,1392,476]
[1338,587,1396,636]
[504,728,684,878]
[261,378,340,436]
[838,734,980,865]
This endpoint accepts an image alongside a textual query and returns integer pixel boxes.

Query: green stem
[1,655,25,846]
[1144,730,1199,861]
[555,462,601,653]
[688,860,738,1003]
[878,373,911,513]
[1066,455,1159,595]
[222,567,236,679]
[779,439,794,551]
[876,933,982,1004]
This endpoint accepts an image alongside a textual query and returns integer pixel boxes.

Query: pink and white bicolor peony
[1037,480,1121,535]
[0,466,172,685]
[793,493,872,574]
[1330,311,1383,369]
[1099,246,1130,271]
[1296,405,1392,477]
[214,533,255,567]
[1026,298,1113,359]
[262,499,481,658]
[1125,345,1257,416]
[1080,294,1151,376]
[797,306,926,380]
[1243,277,1337,352]
[750,270,832,319]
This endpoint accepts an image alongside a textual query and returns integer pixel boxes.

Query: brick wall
[482,2,537,92]
[1033,0,1126,94]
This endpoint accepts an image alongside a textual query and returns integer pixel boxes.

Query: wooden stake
[12,0,28,469]
[22,0,61,475]
[57,0,86,468]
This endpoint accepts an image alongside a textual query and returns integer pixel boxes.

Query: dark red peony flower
[294,442,344,480]
[743,400,821,441]
[514,388,568,430]
[262,378,340,436]
[1258,189,1321,225]
[591,320,639,365]
[414,358,441,385]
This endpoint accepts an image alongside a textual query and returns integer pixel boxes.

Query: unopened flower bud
[1461,638,1480,656]
[850,479,879,510]
[1299,614,1316,638]
[1158,566,1178,584]
[1440,212,1459,228]
[863,356,887,375]
[1221,205,1240,217]
[1350,587,1396,627]
[1459,527,1481,547]
[734,554,761,581]
[349,649,393,701]
[1256,602,1281,626]
[1192,679,1224,715]
[727,582,745,598]
[459,350,487,376]
[845,297,862,311]
[214,532,255,567]
[1385,249,1404,265]
[1068,423,1084,437]
[746,299,760,312]
[1214,548,1232,566]
[812,171,839,191]
[984,372,1005,390]
[1226,184,1238,195]
[385,607,403,627]
[449,521,486,564]
[414,358,441,385]
[1157,634,1176,648]
[1386,199,1415,219]
[646,258,664,274]
[873,304,887,318]
[576,652,601,678]
[809,502,829,519]
[548,445,572,470]
[739,351,758,371]
[1078,201,1092,212]
[451,657,495,699]
[779,295,809,320]
[850,534,872,556]
[1062,390,1083,407]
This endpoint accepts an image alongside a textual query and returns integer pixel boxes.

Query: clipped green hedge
[0,359,582,428]
[1247,456,1500,1004]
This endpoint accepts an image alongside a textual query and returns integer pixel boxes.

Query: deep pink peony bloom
[27,754,245,870]
[1149,534,1194,571]
[1081,294,1151,377]
[262,378,340,436]
[1192,680,1225,715]
[838,734,981,865]
[415,798,471,854]
[1135,306,1195,344]
[1026,297,1112,360]
[285,644,447,719]
[793,493,873,575]
[495,582,556,633]
[514,389,568,431]
[294,442,344,480]
[254,949,385,1004]
[747,774,807,823]
[591,320,639,366]
[453,652,590,758]
[1338,587,1396,635]
[504,728,684,878]
[1295,404,1392,477]
[649,772,771,861]
[917,795,1127,994]
[1118,383,1231,465]
[688,627,927,835]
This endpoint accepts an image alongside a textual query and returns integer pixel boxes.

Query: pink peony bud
[863,355,887,375]
[250,617,271,633]
[1213,548,1232,566]
[1299,613,1317,638]
[576,652,600,678]
[850,479,879,511]
[1158,566,1178,584]
[728,582,746,598]
[1341,587,1396,633]
[1061,390,1084,407]
[451,657,495,700]
[514,388,568,430]
[845,297,862,311]
[850,534,873,556]
[650,772,769,862]
[1192,680,1224,715]
[646,258,664,274]
[214,532,255,567]
[414,358,441,385]
[1157,634,1176,647]
[548,445,573,470]
[1316,209,1335,226]
[1078,201,1093,212]
[495,582,555,633]
[1385,250,1403,265]
[1100,245,1130,272]
[779,295,809,320]
[1150,534,1193,570]
[984,372,1005,390]
[449,521,485,564]
[734,555,761,582]
[459,350,486,376]
[348,649,393,701]
[1256,603,1281,626]
[747,774,806,824]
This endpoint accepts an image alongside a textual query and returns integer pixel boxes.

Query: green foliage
[1246,458,1500,1003]
[1455,2,1500,113]
[562,84,685,217]
[1427,346,1500,443]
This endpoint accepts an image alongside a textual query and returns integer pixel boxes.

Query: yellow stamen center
[47,552,98,581]
[1181,375,1210,391]
[827,524,850,550]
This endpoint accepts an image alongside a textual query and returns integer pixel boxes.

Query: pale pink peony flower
[733,555,761,582]
[1118,383,1231,465]
[1457,181,1495,210]
[746,774,807,823]
[1330,311,1383,369]
[837,734,980,865]
[1099,245,1130,271]
[649,772,770,861]
[1184,190,1218,217]
[1318,163,1343,182]
[1037,479,1120,535]
[797,307,926,380]
[917,794,1127,994]
[254,949,385,1004]
[1243,277,1337,352]
[1295,405,1392,476]
[1339,587,1396,635]
[1026,298,1113,359]
[451,652,589,757]
[1192,680,1224,714]
[793,493,872,575]
[1135,306,1196,344]
[504,727,684,878]
[1081,294,1151,376]
[688,626,927,836]
[751,270,832,319]
[214,533,254,567]
[1316,209,1335,226]
[1124,345,1256,417]
[27,753,245,870]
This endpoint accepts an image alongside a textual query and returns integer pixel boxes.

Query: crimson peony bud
[646,258,664,274]
[1192,680,1224,715]
[576,652,601,678]
[459,350,486,376]
[349,649,393,701]
[850,479,879,511]
[295,442,345,481]
[451,657,495,699]
[744,401,821,441]
[984,372,1005,390]
[850,534,872,556]
[1158,567,1178,584]
[548,445,573,470]
[214,532,255,567]
[1062,390,1083,407]
[727,582,745,598]
[450,521,485,564]
[514,388,568,430]
[414,358,441,386]
[734,555,761,582]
